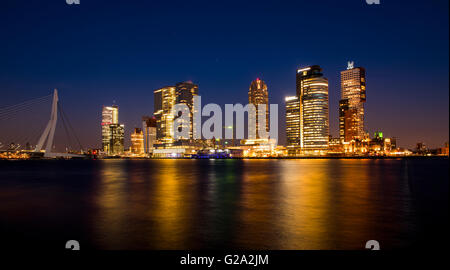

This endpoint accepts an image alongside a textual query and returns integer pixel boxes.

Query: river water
[0,158,448,250]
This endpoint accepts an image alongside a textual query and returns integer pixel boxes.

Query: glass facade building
[102,105,124,155]
[109,124,124,155]
[175,81,199,140]
[154,86,176,144]
[285,96,300,155]
[296,65,329,152]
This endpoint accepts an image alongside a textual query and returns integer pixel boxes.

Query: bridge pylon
[34,89,58,157]
[33,89,83,158]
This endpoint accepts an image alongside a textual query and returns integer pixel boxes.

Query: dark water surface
[0,158,448,250]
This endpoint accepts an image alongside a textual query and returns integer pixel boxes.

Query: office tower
[130,128,145,155]
[154,86,176,143]
[109,123,125,155]
[175,81,199,140]
[142,116,157,153]
[248,78,269,137]
[102,105,120,155]
[296,65,329,152]
[339,62,366,142]
[285,96,300,155]
[339,99,358,142]
[102,105,119,125]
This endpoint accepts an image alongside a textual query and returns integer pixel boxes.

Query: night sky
[0,0,448,149]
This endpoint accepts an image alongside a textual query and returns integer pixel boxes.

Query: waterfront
[0,158,448,250]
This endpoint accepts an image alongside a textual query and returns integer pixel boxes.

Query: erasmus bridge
[0,89,86,158]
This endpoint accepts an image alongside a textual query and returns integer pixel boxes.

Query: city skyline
[0,0,448,256]
[94,63,444,156]
[0,0,448,149]
[1,61,448,152]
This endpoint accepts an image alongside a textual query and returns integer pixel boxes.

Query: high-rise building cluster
[285,62,399,156]
[154,81,199,144]
[150,81,205,157]
[98,62,414,158]
[100,81,202,157]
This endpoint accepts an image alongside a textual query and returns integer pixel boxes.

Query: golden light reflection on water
[0,158,443,250]
[95,159,129,248]
[278,159,334,249]
[146,159,194,249]
[236,159,282,249]
[91,159,418,249]
[96,159,196,249]
[333,159,374,249]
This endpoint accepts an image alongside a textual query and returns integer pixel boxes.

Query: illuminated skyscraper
[108,123,124,156]
[285,96,300,155]
[248,78,269,137]
[142,116,157,153]
[296,65,329,152]
[102,105,124,155]
[339,62,366,142]
[102,105,118,125]
[130,128,145,155]
[175,81,199,140]
[154,86,176,143]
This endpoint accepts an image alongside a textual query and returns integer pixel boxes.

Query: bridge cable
[0,95,52,116]
[58,103,84,151]
[0,97,52,120]
[58,104,74,152]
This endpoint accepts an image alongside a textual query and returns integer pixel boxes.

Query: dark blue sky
[0,0,448,149]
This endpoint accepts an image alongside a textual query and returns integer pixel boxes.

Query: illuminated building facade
[142,116,157,153]
[339,99,358,142]
[102,105,119,125]
[437,142,449,156]
[341,131,397,155]
[296,65,329,153]
[109,123,125,155]
[102,105,124,155]
[248,78,269,137]
[339,62,366,142]
[368,132,396,155]
[285,96,300,155]
[130,128,145,155]
[175,81,199,140]
[154,86,176,144]
[328,136,344,154]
